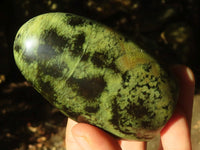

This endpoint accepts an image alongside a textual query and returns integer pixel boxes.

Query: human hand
[65,65,195,150]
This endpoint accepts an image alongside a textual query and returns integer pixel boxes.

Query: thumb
[72,123,122,150]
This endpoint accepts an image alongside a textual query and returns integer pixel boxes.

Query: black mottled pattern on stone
[122,71,131,83]
[81,52,90,61]
[69,33,85,56]
[109,97,135,135]
[14,34,21,52]
[84,105,100,113]
[162,105,169,110]
[109,64,167,135]
[125,67,162,102]
[109,98,122,131]
[37,80,57,103]
[121,71,131,88]
[68,16,85,27]
[42,29,68,52]
[142,63,152,72]
[67,76,106,100]
[141,121,152,129]
[16,33,21,39]
[62,105,81,120]
[38,63,65,78]
[137,98,145,105]
[110,97,157,138]
[128,102,150,119]
[14,43,21,53]
[91,52,107,67]
[41,29,86,58]
[91,52,120,73]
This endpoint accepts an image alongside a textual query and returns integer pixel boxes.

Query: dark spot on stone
[14,44,21,53]
[74,33,85,50]
[68,16,85,26]
[122,71,131,88]
[162,105,169,110]
[91,52,106,67]
[131,95,136,98]
[149,112,156,119]
[22,56,34,64]
[109,98,121,127]
[37,80,57,102]
[117,93,122,98]
[137,98,144,105]
[143,63,152,72]
[91,52,120,73]
[38,63,65,78]
[42,29,68,52]
[109,62,120,73]
[128,103,149,118]
[109,97,138,135]
[81,52,90,61]
[69,33,85,56]
[85,105,100,113]
[16,33,21,39]
[67,76,106,100]
[62,105,80,120]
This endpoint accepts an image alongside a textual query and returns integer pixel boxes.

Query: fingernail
[73,133,92,150]
[171,65,195,86]
[186,67,195,83]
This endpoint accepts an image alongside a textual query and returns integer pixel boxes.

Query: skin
[65,65,195,150]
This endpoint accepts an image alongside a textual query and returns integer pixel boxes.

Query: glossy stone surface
[13,12,177,141]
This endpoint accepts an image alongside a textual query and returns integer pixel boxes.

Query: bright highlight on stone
[13,12,178,141]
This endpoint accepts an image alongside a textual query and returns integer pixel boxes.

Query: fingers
[66,118,147,150]
[159,65,195,150]
[71,122,122,150]
[160,109,192,150]
[66,118,121,150]
[171,65,195,128]
[65,118,81,150]
[120,139,146,150]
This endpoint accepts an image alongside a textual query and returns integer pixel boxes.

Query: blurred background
[0,0,199,149]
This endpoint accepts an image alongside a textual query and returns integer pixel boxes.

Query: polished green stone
[13,12,178,141]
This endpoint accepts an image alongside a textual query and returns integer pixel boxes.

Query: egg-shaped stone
[13,12,178,141]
